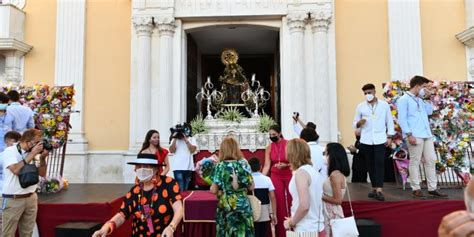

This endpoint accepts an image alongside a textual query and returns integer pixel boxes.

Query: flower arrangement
[0,85,75,148]
[219,107,244,123]
[195,155,219,185]
[37,175,69,194]
[383,81,473,185]
[256,114,276,133]
[190,113,208,135]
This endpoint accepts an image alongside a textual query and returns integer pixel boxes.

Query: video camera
[170,123,192,140]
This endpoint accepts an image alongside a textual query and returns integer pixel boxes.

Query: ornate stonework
[155,16,176,36]
[2,0,26,10]
[287,12,307,33]
[132,16,154,36]
[310,9,332,33]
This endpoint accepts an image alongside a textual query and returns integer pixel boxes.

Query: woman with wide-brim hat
[92,153,183,237]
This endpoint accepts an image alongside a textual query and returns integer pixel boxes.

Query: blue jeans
[173,170,193,192]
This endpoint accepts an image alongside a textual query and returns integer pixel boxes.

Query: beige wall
[420,0,467,81]
[84,0,131,150]
[23,0,56,85]
[21,0,467,150]
[335,0,391,146]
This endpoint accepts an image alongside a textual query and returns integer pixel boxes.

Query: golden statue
[219,49,248,86]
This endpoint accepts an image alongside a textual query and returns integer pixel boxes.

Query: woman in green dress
[210,136,255,237]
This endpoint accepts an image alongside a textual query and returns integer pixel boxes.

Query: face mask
[365,94,374,102]
[269,136,279,143]
[136,168,154,182]
[465,189,474,212]
[418,88,425,97]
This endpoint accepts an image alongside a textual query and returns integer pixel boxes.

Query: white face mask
[418,88,426,97]
[365,94,374,102]
[136,168,155,182]
[465,189,474,212]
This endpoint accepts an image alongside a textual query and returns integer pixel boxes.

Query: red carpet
[37,185,466,237]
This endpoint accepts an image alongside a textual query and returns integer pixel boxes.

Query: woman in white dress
[322,143,351,236]
[283,138,325,236]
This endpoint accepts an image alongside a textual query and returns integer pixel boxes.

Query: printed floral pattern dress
[212,160,255,237]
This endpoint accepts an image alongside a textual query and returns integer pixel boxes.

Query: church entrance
[185,24,281,123]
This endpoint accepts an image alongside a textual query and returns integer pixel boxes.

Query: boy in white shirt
[249,157,277,237]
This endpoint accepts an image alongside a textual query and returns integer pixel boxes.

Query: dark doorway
[185,26,280,124]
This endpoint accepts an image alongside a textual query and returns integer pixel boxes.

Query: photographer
[2,129,49,237]
[291,112,317,137]
[169,124,197,192]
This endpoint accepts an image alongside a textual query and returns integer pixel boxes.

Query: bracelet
[106,221,116,235]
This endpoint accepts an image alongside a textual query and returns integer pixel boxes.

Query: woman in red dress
[140,130,170,175]
[262,124,292,237]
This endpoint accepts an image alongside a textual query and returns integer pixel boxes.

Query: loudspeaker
[356,218,381,237]
[55,222,102,237]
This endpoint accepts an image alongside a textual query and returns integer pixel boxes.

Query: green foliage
[257,114,276,133]
[190,114,208,134]
[219,107,244,123]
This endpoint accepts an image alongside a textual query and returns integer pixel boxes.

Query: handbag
[18,159,39,188]
[248,191,262,220]
[329,180,359,237]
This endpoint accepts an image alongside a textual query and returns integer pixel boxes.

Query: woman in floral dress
[210,137,255,237]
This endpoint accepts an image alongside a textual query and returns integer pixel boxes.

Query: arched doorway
[184,24,281,123]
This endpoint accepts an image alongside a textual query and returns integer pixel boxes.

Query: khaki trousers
[2,193,38,237]
[407,137,438,191]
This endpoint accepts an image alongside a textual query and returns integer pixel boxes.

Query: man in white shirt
[169,126,197,192]
[2,129,49,237]
[0,131,21,237]
[353,83,395,201]
[299,127,327,180]
[6,90,35,134]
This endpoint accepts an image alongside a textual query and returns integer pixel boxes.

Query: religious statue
[218,49,250,105]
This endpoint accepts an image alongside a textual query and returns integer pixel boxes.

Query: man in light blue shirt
[6,90,35,134]
[397,75,447,199]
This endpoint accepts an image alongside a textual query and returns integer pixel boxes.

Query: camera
[170,123,192,140]
[41,138,54,151]
[293,112,300,121]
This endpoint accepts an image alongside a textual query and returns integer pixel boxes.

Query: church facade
[0,0,473,183]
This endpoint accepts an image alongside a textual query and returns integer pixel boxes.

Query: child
[249,157,277,237]
[0,131,21,237]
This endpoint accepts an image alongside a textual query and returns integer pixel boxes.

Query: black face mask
[269,136,279,143]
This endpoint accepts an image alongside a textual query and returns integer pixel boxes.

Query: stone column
[310,9,332,143]
[4,51,24,85]
[132,16,153,149]
[54,0,88,152]
[153,16,176,138]
[287,12,307,121]
[304,22,315,127]
[387,0,424,81]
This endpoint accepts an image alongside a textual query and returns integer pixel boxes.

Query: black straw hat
[127,153,165,166]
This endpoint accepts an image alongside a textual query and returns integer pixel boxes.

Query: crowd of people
[0,90,44,237]
[95,75,464,237]
[0,75,469,237]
